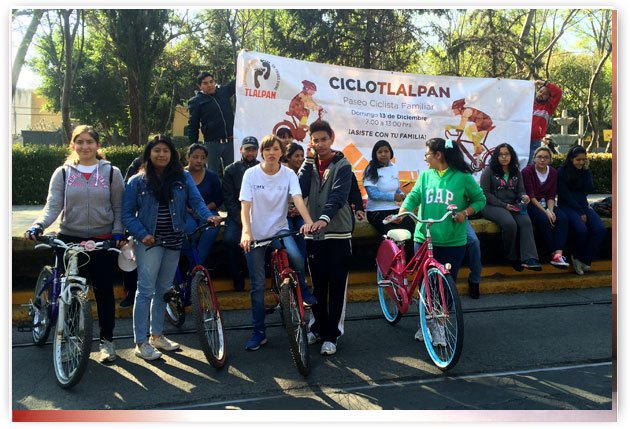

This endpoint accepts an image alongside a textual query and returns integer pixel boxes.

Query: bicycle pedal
[17,321,33,332]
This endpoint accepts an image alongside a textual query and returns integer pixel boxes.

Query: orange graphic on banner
[342,143,419,206]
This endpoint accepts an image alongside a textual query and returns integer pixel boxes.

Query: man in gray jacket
[298,120,353,356]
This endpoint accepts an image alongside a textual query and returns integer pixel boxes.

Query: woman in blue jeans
[123,135,221,361]
[557,145,606,275]
[239,135,315,351]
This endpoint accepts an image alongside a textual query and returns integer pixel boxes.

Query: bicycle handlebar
[383,206,459,225]
[251,231,302,249]
[34,236,121,253]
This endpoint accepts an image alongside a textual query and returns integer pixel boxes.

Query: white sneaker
[320,341,337,356]
[149,335,180,351]
[414,327,424,342]
[307,332,320,345]
[135,342,162,361]
[99,340,117,363]
[426,318,447,347]
[571,255,584,275]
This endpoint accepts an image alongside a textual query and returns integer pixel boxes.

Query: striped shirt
[155,202,183,249]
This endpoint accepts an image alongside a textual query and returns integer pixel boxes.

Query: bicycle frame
[270,246,305,320]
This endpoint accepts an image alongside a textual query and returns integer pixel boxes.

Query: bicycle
[251,231,310,377]
[444,127,495,172]
[158,223,227,368]
[27,236,120,388]
[377,205,464,371]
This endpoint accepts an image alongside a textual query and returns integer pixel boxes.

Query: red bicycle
[377,205,464,370]
[251,231,310,377]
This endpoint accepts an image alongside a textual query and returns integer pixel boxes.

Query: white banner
[234,50,534,191]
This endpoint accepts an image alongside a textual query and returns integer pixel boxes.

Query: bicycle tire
[191,269,227,368]
[279,277,309,377]
[376,266,403,325]
[31,266,54,346]
[165,284,185,328]
[52,289,93,389]
[418,268,463,371]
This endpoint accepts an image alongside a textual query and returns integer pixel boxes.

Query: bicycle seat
[386,229,412,242]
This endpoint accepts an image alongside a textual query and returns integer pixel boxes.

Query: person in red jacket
[530,80,562,163]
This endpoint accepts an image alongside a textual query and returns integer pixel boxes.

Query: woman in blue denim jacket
[123,135,222,361]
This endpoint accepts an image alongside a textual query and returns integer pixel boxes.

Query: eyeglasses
[535,155,550,160]
[498,153,511,158]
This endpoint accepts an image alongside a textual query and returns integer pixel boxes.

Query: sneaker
[550,254,570,268]
[119,294,134,309]
[426,318,446,347]
[245,331,268,351]
[149,335,180,352]
[307,331,320,345]
[571,255,584,275]
[414,327,424,342]
[301,288,318,307]
[320,341,337,356]
[511,260,525,272]
[135,342,162,361]
[99,340,117,363]
[522,258,542,271]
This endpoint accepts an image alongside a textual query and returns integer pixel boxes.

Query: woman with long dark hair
[25,125,125,363]
[480,143,541,271]
[122,135,221,361]
[363,140,415,238]
[557,145,606,275]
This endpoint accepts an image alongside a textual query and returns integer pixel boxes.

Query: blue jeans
[223,217,244,277]
[527,205,569,257]
[563,206,606,265]
[287,216,307,260]
[529,139,541,164]
[184,214,220,266]
[244,230,307,333]
[133,241,180,344]
[414,242,466,283]
[465,220,482,284]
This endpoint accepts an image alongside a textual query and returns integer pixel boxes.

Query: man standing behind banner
[298,120,353,357]
[187,72,236,176]
[530,79,562,163]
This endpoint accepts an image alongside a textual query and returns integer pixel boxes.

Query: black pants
[306,239,352,343]
[367,209,416,261]
[57,234,116,342]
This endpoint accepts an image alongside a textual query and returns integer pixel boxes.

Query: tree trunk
[12,10,44,98]
[60,10,75,146]
[586,47,612,151]
[127,70,142,146]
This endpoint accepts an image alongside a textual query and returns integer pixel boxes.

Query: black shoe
[119,294,135,309]
[468,278,480,299]
[233,274,245,292]
[522,258,542,271]
[511,260,525,272]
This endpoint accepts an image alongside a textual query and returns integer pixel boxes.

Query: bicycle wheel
[31,266,54,346]
[376,266,403,325]
[52,289,93,389]
[279,277,309,377]
[418,268,463,371]
[164,284,185,328]
[191,269,227,368]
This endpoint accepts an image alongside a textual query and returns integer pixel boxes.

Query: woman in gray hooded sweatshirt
[24,125,125,364]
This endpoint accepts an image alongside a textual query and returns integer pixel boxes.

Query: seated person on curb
[222,137,260,291]
[521,146,570,268]
[557,145,606,275]
[239,134,316,351]
[184,143,223,267]
[480,143,542,272]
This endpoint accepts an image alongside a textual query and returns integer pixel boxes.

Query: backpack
[590,196,612,218]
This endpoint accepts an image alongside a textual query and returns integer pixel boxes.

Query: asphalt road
[11,287,613,417]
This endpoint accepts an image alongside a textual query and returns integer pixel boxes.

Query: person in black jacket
[221,136,260,291]
[187,72,236,176]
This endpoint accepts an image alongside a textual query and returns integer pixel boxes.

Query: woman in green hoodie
[397,137,486,283]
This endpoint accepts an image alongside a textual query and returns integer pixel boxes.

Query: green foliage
[12,143,193,204]
[550,152,612,193]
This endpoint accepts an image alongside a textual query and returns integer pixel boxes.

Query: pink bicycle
[377,205,464,370]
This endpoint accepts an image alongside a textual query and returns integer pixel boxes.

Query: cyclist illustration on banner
[444,98,496,172]
[273,80,326,142]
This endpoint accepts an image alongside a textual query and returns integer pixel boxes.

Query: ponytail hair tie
[445,139,453,149]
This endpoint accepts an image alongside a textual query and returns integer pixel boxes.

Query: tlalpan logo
[242,57,281,99]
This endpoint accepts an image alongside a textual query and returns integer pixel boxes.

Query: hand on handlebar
[310,219,328,232]
[207,215,224,226]
[24,226,43,241]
